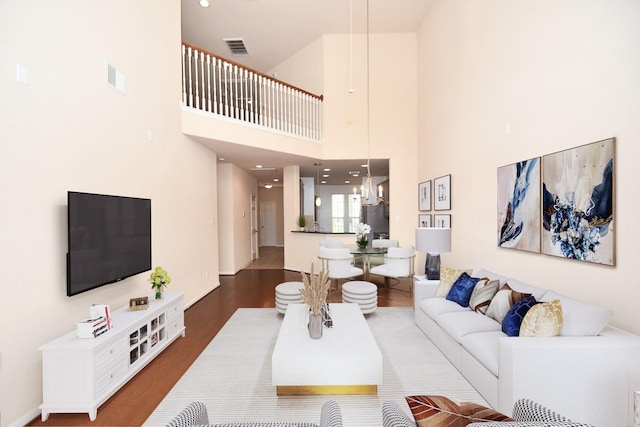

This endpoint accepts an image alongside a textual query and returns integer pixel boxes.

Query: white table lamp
[415,227,452,280]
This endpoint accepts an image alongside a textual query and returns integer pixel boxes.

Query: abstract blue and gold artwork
[497,158,541,253]
[542,138,615,265]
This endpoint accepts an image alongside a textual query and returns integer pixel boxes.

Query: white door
[259,201,276,246]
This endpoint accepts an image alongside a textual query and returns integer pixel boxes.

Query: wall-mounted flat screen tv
[67,191,151,297]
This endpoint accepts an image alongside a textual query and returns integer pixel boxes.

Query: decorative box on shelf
[129,296,149,311]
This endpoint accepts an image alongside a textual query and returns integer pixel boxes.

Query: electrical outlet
[16,64,28,84]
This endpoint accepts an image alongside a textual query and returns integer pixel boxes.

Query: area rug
[144,307,487,427]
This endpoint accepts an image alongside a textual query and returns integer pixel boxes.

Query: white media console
[39,291,185,421]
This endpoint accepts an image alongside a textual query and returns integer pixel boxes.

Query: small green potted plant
[297,214,307,231]
[149,266,171,299]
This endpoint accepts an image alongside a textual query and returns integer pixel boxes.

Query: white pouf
[341,281,377,314]
[275,281,304,314]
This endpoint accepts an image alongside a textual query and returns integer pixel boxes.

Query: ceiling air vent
[223,38,249,56]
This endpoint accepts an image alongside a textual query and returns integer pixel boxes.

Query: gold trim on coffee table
[277,384,377,396]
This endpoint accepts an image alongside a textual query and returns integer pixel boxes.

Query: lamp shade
[415,227,452,254]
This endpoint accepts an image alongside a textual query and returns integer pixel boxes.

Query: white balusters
[216,58,223,115]
[199,50,206,111]
[206,54,212,113]
[180,44,322,141]
[187,46,193,107]
[193,50,200,110]
[181,45,187,105]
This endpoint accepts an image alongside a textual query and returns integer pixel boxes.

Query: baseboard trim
[10,406,40,427]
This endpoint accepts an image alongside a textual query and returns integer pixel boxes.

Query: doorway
[259,201,277,246]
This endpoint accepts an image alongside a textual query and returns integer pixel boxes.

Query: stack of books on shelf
[76,316,110,339]
[77,303,112,339]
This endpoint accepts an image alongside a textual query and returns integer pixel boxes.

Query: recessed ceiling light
[345,180,351,184]
[324,168,331,172]
[255,164,263,168]
[264,184,273,189]
[322,174,329,178]
[199,0,210,7]
[321,180,327,184]
[273,178,279,182]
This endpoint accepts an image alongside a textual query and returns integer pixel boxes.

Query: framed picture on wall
[434,214,451,228]
[542,137,615,265]
[418,214,431,228]
[418,181,431,211]
[434,174,451,210]
[497,157,541,253]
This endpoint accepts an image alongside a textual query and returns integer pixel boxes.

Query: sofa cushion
[473,269,511,285]
[446,273,481,307]
[436,267,473,297]
[505,278,549,300]
[486,284,532,324]
[468,279,500,314]
[419,297,469,319]
[459,331,505,376]
[502,296,538,336]
[405,395,513,426]
[541,291,613,336]
[438,311,502,341]
[520,299,563,337]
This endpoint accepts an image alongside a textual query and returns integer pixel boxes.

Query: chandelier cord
[348,0,354,93]
[366,0,371,178]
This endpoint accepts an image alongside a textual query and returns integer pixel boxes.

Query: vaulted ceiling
[180,0,431,186]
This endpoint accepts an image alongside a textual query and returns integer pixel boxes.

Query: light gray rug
[144,307,487,427]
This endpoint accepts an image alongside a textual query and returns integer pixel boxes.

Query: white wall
[217,163,258,273]
[0,1,219,425]
[280,33,419,270]
[417,0,640,333]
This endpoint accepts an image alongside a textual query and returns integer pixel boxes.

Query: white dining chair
[372,239,399,248]
[369,245,415,291]
[369,239,399,268]
[319,239,344,248]
[317,246,364,290]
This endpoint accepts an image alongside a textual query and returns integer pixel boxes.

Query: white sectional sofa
[413,268,640,427]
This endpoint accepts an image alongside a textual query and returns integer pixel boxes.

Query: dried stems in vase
[300,264,330,315]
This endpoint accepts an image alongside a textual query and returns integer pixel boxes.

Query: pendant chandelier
[353,0,383,207]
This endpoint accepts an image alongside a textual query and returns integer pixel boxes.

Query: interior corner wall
[321,33,419,247]
[269,37,324,97]
[417,0,640,333]
[217,163,257,273]
[217,163,235,274]
[0,2,220,425]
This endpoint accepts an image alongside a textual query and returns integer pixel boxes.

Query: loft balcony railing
[181,42,323,141]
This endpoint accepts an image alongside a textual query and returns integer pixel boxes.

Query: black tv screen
[67,191,151,297]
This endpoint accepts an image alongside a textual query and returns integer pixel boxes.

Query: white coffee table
[272,303,382,395]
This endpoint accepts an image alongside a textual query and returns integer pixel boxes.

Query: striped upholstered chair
[166,399,343,427]
[381,398,594,427]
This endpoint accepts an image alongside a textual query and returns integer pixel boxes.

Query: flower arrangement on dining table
[355,222,371,250]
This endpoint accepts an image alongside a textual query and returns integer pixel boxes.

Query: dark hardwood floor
[28,265,412,427]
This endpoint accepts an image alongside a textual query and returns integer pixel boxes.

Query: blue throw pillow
[446,273,480,307]
[502,296,538,336]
